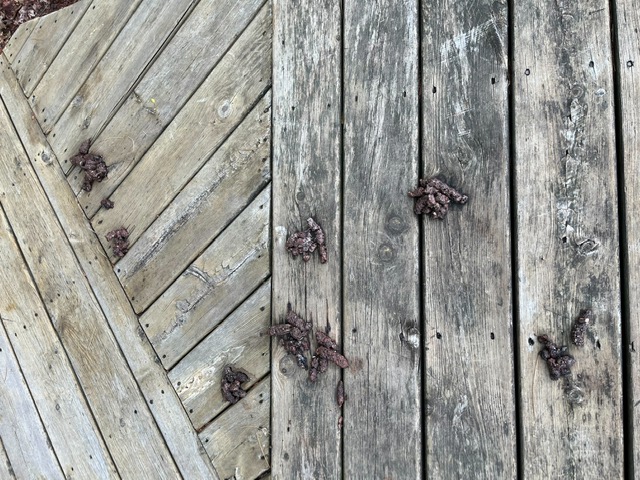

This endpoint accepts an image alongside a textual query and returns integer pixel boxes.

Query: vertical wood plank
[422,1,517,477]
[514,0,623,477]
[342,0,422,478]
[271,0,342,478]
[615,0,640,472]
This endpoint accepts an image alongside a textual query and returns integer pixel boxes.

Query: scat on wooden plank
[46,0,197,161]
[0,57,218,479]
[142,187,270,368]
[169,280,271,430]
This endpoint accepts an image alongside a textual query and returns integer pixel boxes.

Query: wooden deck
[0,0,638,478]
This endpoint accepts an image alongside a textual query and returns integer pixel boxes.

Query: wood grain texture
[0,313,64,479]
[271,0,342,478]
[342,0,422,478]
[62,0,265,187]
[12,0,93,96]
[0,437,16,479]
[31,0,143,131]
[142,187,271,368]
[200,377,271,480]
[615,0,640,472]
[0,55,218,479]
[514,0,623,477]
[422,1,517,477]
[170,280,271,430]
[0,206,117,479]
[0,91,181,479]
[47,0,196,158]
[2,18,38,63]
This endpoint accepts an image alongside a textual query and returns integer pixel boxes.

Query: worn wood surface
[200,376,271,480]
[47,0,197,159]
[0,93,181,479]
[12,0,92,97]
[142,187,271,368]
[422,1,517,477]
[342,0,422,478]
[2,18,37,63]
[514,0,623,477]
[63,0,265,183]
[0,205,117,479]
[0,437,16,480]
[0,55,218,479]
[0,313,64,479]
[271,0,343,478]
[31,0,143,131]
[616,0,640,472]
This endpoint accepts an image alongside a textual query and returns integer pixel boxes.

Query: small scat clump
[408,177,468,219]
[571,309,592,347]
[105,228,130,258]
[336,380,345,407]
[269,304,312,369]
[221,365,250,404]
[286,217,328,263]
[538,334,575,380]
[69,139,108,192]
[101,198,114,209]
[309,331,349,382]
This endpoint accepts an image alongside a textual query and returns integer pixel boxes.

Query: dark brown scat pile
[538,334,575,380]
[69,139,108,192]
[269,304,312,369]
[220,365,250,404]
[408,177,468,219]
[101,198,114,209]
[571,309,592,347]
[309,331,349,382]
[285,217,328,263]
[105,227,129,258]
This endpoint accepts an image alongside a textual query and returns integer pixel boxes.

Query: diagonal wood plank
[421,1,517,477]
[271,0,343,477]
[0,307,64,479]
[2,18,38,63]
[0,82,181,479]
[31,0,144,131]
[514,0,623,476]
[342,0,422,477]
[47,0,198,157]
[12,0,93,96]
[0,53,218,479]
[170,280,271,430]
[200,376,271,480]
[0,437,16,480]
[0,206,117,478]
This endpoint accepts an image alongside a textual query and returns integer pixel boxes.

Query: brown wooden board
[342,0,422,477]
[271,0,343,477]
[514,0,623,476]
[421,1,517,476]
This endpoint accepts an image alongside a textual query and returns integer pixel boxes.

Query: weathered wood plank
[0,313,64,479]
[47,0,197,157]
[31,0,144,131]
[142,187,270,368]
[170,280,271,430]
[0,55,218,479]
[342,0,422,477]
[514,0,623,477]
[615,0,640,472]
[12,0,93,96]
[271,0,342,478]
[62,0,265,190]
[0,88,181,479]
[0,206,117,479]
[0,436,16,479]
[2,18,38,63]
[200,377,270,480]
[421,2,517,477]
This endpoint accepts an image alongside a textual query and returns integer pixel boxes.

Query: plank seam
[0,435,16,479]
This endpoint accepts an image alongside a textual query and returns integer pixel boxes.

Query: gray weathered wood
[0,55,219,479]
[47,0,197,158]
[514,0,623,477]
[31,0,144,131]
[421,1,517,477]
[616,0,640,472]
[141,187,270,368]
[2,18,38,63]
[170,280,271,429]
[0,313,64,479]
[342,0,422,477]
[0,90,181,479]
[0,436,16,479]
[271,0,342,478]
[12,0,93,96]
[0,206,117,479]
[200,376,271,480]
